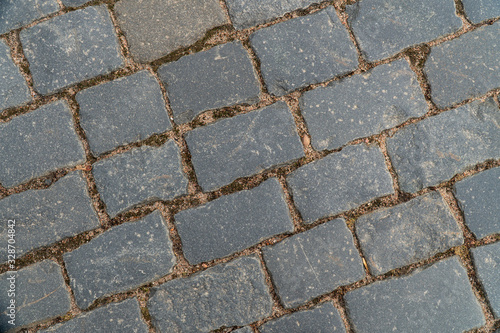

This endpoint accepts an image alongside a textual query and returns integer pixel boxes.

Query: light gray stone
[233,327,253,333]
[0,0,59,35]
[0,40,31,111]
[60,0,92,7]
[462,0,500,23]
[472,242,500,317]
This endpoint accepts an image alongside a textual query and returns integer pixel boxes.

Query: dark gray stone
[250,7,358,96]
[77,70,172,156]
[0,40,31,111]
[345,257,485,332]
[158,41,260,124]
[234,327,253,333]
[60,0,92,7]
[185,102,304,191]
[92,141,188,217]
[346,0,462,61]
[0,260,71,332]
[356,192,463,275]
[0,100,86,188]
[175,178,293,265]
[115,0,227,63]
[386,98,500,193]
[64,211,176,309]
[148,256,273,332]
[472,242,500,317]
[287,144,394,223]
[20,6,123,95]
[301,60,427,151]
[424,21,500,108]
[0,0,59,35]
[263,219,364,308]
[462,0,500,23]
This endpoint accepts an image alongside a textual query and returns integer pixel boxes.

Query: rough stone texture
[263,219,364,308]
[234,327,253,333]
[345,257,485,332]
[0,0,59,35]
[0,260,71,332]
[287,144,394,223]
[20,6,123,95]
[185,102,304,191]
[77,70,171,156]
[356,192,463,275]
[260,302,345,333]
[472,242,500,317]
[250,7,358,96]
[386,98,500,193]
[462,0,500,23]
[64,211,176,309]
[454,167,500,239]
[0,40,31,111]
[114,0,228,63]
[40,299,148,333]
[0,100,86,188]
[148,256,273,332]
[92,141,188,216]
[300,60,427,151]
[424,21,500,108]
[175,178,294,265]
[158,41,260,124]
[60,0,92,7]
[346,0,462,61]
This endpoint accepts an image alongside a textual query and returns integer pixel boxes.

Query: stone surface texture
[472,242,500,317]
[0,40,31,111]
[0,0,59,35]
[462,0,500,23]
[61,0,93,7]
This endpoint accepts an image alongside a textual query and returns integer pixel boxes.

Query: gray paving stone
[250,7,358,96]
[346,0,462,61]
[40,299,148,333]
[356,192,463,275]
[0,0,59,35]
[0,40,31,111]
[259,302,345,332]
[386,98,500,193]
[462,0,500,23]
[0,260,71,332]
[233,327,253,333]
[92,141,188,217]
[287,144,394,223]
[186,102,304,191]
[345,257,485,332]
[175,178,293,265]
[158,41,260,124]
[60,0,92,7]
[301,59,427,151]
[77,70,171,156]
[20,6,123,95]
[472,242,500,317]
[115,0,227,63]
[148,256,273,332]
[263,219,364,308]
[424,21,500,108]
[0,100,86,188]
[455,167,500,239]
[64,211,175,309]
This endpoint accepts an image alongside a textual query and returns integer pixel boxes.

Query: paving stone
[0,0,59,35]
[250,7,358,96]
[462,0,500,23]
[356,192,463,275]
[301,59,427,151]
[60,0,92,7]
[345,257,485,332]
[185,102,304,191]
[386,97,500,193]
[115,0,227,63]
[20,6,123,95]
[64,211,175,309]
[287,144,393,223]
[148,256,273,332]
[424,21,500,108]
[92,141,188,217]
[175,178,293,265]
[0,40,31,111]
[233,327,253,333]
[259,302,345,332]
[263,219,364,308]
[346,0,462,61]
[158,41,260,124]
[40,299,148,333]
[77,70,171,155]
[0,100,86,188]
[472,242,500,317]
[0,260,71,331]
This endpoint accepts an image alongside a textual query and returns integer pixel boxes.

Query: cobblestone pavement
[0,0,499,332]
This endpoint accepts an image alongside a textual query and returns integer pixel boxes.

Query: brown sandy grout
[218,0,234,27]
[276,175,304,232]
[256,251,287,318]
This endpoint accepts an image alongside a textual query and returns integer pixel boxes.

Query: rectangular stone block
[0,0,59,35]
[0,40,31,111]
[462,0,500,23]
[472,242,500,317]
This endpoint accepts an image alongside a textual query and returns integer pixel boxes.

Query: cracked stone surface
[0,40,31,111]
[0,0,59,35]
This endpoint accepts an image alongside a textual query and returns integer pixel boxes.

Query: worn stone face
[148,256,273,332]
[461,0,500,23]
[60,0,92,7]
[345,257,485,332]
[233,327,253,333]
[250,7,358,96]
[0,40,31,111]
[0,0,59,35]
[472,242,500,317]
